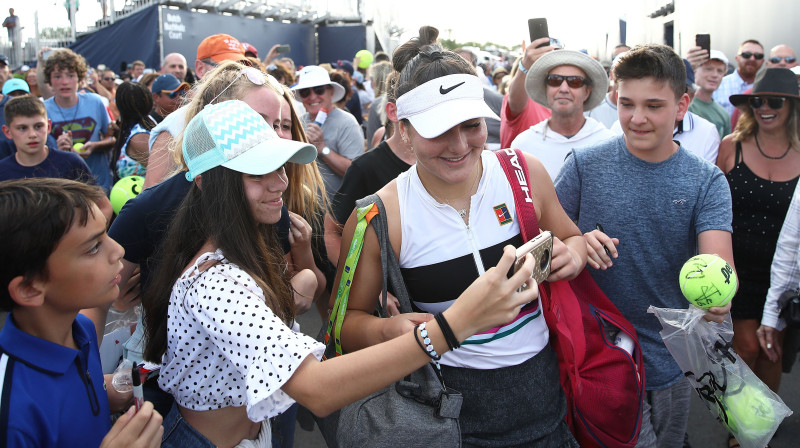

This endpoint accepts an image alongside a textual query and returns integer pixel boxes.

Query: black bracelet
[435,312,460,350]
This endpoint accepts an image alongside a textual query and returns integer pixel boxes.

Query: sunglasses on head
[545,74,589,88]
[769,56,797,64]
[739,52,764,60]
[208,67,272,105]
[297,85,328,98]
[749,96,786,109]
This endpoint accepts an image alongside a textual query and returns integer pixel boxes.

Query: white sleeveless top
[396,150,548,369]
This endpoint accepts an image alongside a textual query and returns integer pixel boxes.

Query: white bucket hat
[396,73,499,139]
[525,50,609,111]
[291,65,346,102]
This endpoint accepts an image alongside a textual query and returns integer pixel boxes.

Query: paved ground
[294,308,799,448]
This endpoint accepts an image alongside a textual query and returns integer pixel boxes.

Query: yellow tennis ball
[721,386,775,438]
[355,49,373,68]
[679,254,737,309]
[73,142,85,152]
[109,176,144,215]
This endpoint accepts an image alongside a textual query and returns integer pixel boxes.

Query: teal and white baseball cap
[183,100,317,181]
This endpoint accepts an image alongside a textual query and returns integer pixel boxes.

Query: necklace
[426,164,481,219]
[755,134,792,160]
[54,95,80,135]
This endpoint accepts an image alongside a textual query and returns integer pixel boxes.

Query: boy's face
[41,204,124,312]
[49,68,79,102]
[617,77,689,162]
[695,60,726,93]
[2,114,50,157]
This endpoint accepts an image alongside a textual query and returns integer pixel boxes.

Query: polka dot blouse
[158,249,324,423]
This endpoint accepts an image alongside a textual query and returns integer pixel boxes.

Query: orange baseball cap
[196,34,246,63]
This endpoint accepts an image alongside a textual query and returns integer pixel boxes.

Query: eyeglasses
[749,96,786,109]
[103,77,115,81]
[297,85,329,98]
[208,67,280,105]
[769,56,797,64]
[739,52,764,60]
[545,74,589,88]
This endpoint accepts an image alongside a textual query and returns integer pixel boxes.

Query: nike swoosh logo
[439,82,465,95]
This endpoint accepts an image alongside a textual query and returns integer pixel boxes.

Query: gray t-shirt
[302,107,364,199]
[554,135,732,390]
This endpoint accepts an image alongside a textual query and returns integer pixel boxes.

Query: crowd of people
[0,21,798,448]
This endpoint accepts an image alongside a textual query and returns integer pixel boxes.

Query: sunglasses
[297,85,329,98]
[545,74,590,88]
[167,89,187,99]
[103,77,115,81]
[208,67,281,105]
[769,56,797,64]
[739,52,764,60]
[749,96,787,109]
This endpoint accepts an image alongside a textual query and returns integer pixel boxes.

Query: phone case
[514,231,553,286]
[696,34,710,53]
[528,18,549,48]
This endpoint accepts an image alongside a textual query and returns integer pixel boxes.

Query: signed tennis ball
[679,254,737,309]
[355,49,373,68]
[73,142,85,152]
[109,176,144,215]
[721,386,775,438]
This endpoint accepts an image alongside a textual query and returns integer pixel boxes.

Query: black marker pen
[595,223,611,256]
[132,364,143,411]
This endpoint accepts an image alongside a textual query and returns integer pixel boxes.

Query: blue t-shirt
[0,146,94,182]
[45,93,112,191]
[0,313,111,447]
[554,135,733,390]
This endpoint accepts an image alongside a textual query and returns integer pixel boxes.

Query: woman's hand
[584,229,619,270]
[757,325,782,362]
[288,212,314,269]
[445,246,537,342]
[547,235,582,281]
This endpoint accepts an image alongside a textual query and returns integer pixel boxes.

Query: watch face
[322,147,331,156]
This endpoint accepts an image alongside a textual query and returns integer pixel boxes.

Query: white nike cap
[396,73,499,138]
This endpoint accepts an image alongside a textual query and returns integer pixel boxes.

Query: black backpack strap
[354,194,414,316]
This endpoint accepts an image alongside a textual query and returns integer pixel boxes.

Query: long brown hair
[143,166,294,362]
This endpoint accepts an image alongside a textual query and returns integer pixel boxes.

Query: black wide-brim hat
[730,68,800,107]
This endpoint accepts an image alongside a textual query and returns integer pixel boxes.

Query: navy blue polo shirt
[0,313,111,447]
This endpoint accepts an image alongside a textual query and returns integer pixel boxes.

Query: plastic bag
[648,306,792,448]
[111,358,135,393]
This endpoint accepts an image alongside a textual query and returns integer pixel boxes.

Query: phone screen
[277,44,291,54]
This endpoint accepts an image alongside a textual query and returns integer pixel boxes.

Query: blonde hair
[279,84,330,222]
[733,98,800,151]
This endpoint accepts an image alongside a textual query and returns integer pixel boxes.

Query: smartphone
[695,34,710,54]
[276,44,291,54]
[528,18,549,49]
[42,49,54,60]
[513,231,553,286]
